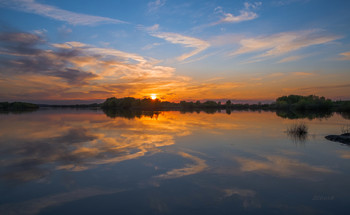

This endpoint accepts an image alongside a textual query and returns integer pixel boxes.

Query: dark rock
[325,133,350,144]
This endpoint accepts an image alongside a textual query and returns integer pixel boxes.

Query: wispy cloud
[337,151,350,159]
[146,24,160,32]
[273,0,310,6]
[155,152,207,179]
[230,29,341,62]
[212,2,261,25]
[57,25,72,36]
[142,42,161,50]
[235,155,334,180]
[0,0,126,25]
[338,52,350,60]
[150,32,210,61]
[223,188,256,198]
[147,0,166,13]
[0,188,124,215]
[291,72,314,76]
[180,51,220,64]
[277,55,303,63]
[277,53,315,63]
[299,83,350,91]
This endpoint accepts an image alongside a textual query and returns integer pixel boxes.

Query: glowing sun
[150,94,157,100]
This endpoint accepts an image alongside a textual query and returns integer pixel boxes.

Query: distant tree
[226,100,231,107]
[101,97,118,109]
[0,102,38,111]
[203,101,218,108]
[276,95,332,110]
[180,101,194,108]
[119,97,136,109]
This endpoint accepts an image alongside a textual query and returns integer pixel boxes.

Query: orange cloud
[1,31,348,102]
[339,52,350,60]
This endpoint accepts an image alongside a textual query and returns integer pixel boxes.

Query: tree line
[101,95,350,112]
[0,102,39,111]
[1,95,349,112]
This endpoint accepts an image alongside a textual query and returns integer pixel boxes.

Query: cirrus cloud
[213,2,261,25]
[229,29,341,62]
[0,0,126,25]
[150,31,210,61]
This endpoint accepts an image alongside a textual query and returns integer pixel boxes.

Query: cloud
[277,55,303,63]
[0,33,99,85]
[222,188,261,208]
[0,31,191,101]
[154,152,207,179]
[57,25,72,36]
[136,24,160,32]
[277,53,321,63]
[0,31,239,102]
[235,155,334,180]
[223,188,256,198]
[0,188,124,215]
[150,32,210,61]
[337,151,350,159]
[229,29,341,62]
[274,0,310,6]
[213,2,261,25]
[291,72,314,76]
[0,113,186,181]
[148,0,166,13]
[142,42,161,50]
[208,33,244,46]
[147,24,160,32]
[180,51,220,64]
[0,110,239,183]
[0,0,126,25]
[52,68,98,85]
[338,52,350,60]
[1,31,316,102]
[0,31,44,54]
[298,84,350,91]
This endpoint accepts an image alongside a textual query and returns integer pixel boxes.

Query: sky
[0,0,349,104]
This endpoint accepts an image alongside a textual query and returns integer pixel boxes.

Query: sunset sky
[0,0,349,104]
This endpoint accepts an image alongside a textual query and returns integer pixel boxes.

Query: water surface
[0,109,350,214]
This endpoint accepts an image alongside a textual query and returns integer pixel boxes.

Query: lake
[0,109,350,214]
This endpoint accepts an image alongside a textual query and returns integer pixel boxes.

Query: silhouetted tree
[0,102,38,111]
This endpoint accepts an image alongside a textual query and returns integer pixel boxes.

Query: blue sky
[0,0,349,103]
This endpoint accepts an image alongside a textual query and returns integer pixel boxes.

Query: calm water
[0,109,350,215]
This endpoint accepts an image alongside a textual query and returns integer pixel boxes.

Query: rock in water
[325,133,350,144]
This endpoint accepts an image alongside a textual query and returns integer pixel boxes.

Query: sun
[150,94,157,100]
